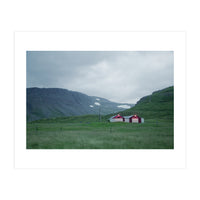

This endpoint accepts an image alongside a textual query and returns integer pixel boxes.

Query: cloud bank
[27,51,173,103]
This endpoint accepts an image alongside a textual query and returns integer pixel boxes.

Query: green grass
[27,86,174,149]
[27,119,173,149]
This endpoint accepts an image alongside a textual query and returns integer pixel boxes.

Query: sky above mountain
[26,51,173,103]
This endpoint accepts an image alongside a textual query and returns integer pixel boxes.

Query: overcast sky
[26,51,173,103]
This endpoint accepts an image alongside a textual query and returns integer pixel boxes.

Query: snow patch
[117,105,131,109]
[89,105,94,107]
[94,102,101,106]
[96,98,100,101]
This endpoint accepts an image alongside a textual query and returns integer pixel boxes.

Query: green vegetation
[108,86,174,121]
[27,120,173,149]
[27,86,174,149]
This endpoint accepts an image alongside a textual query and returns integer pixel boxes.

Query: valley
[27,86,174,149]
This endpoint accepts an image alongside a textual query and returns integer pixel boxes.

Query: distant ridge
[27,88,134,121]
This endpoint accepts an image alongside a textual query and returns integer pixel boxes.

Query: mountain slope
[106,86,174,121]
[27,88,134,121]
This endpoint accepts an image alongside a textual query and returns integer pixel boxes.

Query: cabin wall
[110,118,123,122]
[124,118,129,123]
[110,116,144,123]
[132,118,139,123]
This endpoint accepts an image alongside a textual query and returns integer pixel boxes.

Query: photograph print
[26,51,174,149]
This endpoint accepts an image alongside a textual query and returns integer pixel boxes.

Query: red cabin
[123,114,142,123]
[109,114,124,122]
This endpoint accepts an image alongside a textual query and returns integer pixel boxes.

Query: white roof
[123,115,132,118]
[109,115,123,120]
[123,115,140,118]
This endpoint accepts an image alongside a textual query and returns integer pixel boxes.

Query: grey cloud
[27,51,173,103]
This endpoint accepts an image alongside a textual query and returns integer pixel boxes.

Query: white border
[14,32,186,168]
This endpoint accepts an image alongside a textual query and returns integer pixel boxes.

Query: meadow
[27,87,174,149]
[27,118,173,149]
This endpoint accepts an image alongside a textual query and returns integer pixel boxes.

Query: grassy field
[27,87,174,149]
[27,119,173,149]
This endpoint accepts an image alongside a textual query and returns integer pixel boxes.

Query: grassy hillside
[29,86,174,123]
[106,86,174,121]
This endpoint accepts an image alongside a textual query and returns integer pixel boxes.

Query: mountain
[27,88,134,121]
[106,86,174,121]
